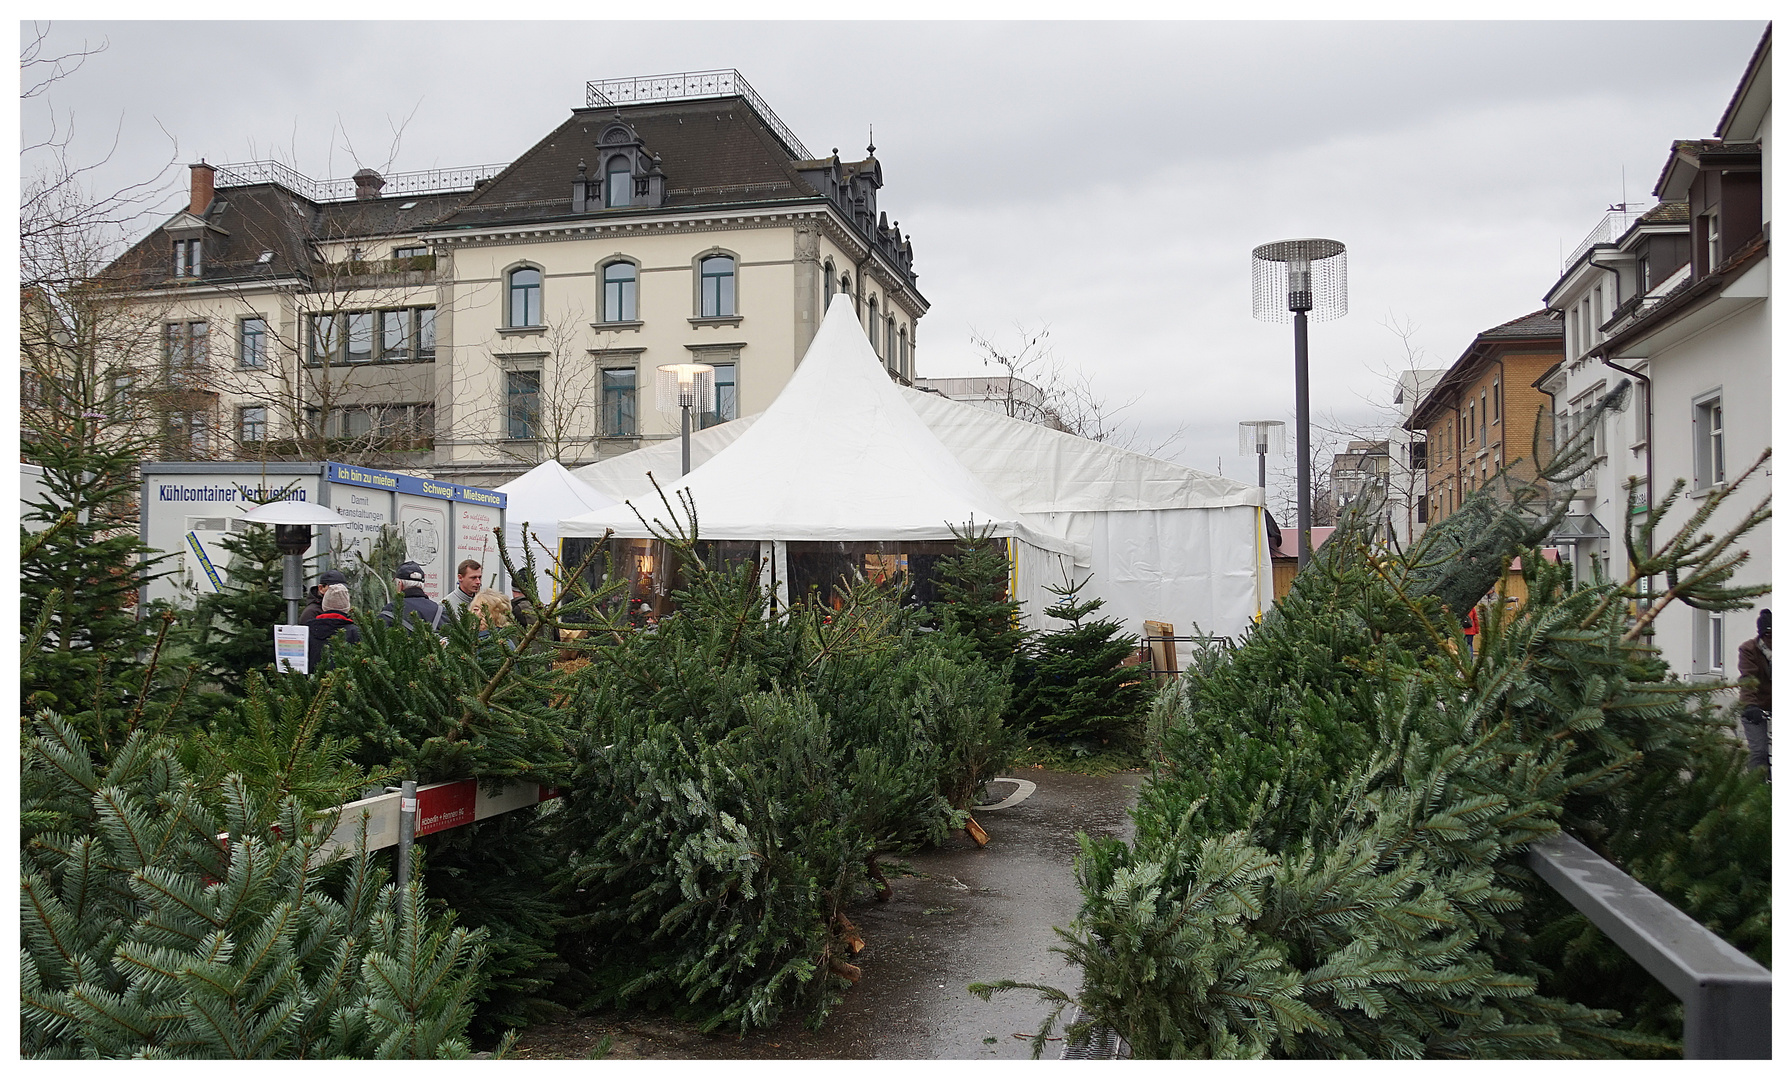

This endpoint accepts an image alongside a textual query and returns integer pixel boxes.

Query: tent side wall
[1014,504,1270,671]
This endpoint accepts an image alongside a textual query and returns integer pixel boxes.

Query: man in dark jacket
[298,568,349,624]
[378,561,445,632]
[1737,608,1770,776]
[308,584,361,671]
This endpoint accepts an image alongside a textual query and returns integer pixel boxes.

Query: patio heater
[1237,419,1287,492]
[1251,238,1347,568]
[238,500,350,623]
[655,362,715,476]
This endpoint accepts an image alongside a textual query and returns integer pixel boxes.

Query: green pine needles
[1011,571,1151,749]
[21,712,489,1059]
[974,419,1770,1058]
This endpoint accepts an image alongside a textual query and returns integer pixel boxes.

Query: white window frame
[1692,390,1724,489]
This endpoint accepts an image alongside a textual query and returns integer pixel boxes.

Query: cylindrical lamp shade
[1251,239,1347,323]
[1238,420,1287,457]
[655,363,715,412]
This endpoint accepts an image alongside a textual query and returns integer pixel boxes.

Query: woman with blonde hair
[466,589,513,640]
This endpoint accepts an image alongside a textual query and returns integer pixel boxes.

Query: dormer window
[606,157,632,208]
[173,238,202,278]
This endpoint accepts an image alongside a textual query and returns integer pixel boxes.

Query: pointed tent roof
[499,459,616,525]
[559,296,1072,553]
[497,460,617,588]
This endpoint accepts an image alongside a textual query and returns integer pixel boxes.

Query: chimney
[189,161,215,216]
[353,168,386,201]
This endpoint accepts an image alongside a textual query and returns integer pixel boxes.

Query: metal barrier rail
[1526,832,1771,1058]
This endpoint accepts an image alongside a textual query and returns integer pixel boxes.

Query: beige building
[97,70,927,489]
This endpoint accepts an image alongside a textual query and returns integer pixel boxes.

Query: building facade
[96,71,927,490]
[1406,312,1565,527]
[1548,28,1771,678]
[1385,367,1443,547]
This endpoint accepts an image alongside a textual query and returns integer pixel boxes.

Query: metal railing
[1526,833,1771,1058]
[1563,209,1643,270]
[214,160,509,203]
[586,69,814,162]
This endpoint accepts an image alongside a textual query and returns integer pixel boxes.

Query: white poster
[274,624,309,674]
[454,502,502,589]
[395,495,449,600]
[326,484,393,571]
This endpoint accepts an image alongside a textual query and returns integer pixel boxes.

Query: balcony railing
[1563,209,1643,271]
[214,160,509,203]
[586,69,813,162]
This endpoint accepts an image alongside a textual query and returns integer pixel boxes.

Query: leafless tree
[968,324,1184,457]
[20,23,184,469]
[449,314,641,469]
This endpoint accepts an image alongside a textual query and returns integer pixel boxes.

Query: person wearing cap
[307,583,362,671]
[299,568,350,625]
[1737,608,1771,776]
[378,560,445,632]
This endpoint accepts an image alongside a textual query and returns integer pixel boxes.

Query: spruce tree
[187,524,288,699]
[974,398,1770,1059]
[21,711,489,1059]
[1011,573,1150,747]
[929,522,1028,669]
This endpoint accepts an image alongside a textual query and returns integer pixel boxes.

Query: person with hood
[307,584,361,671]
[377,560,445,632]
[1738,608,1771,776]
[298,568,349,624]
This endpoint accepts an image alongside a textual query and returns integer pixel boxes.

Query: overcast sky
[19,18,1769,487]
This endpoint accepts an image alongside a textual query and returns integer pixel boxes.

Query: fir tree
[21,711,489,1059]
[974,395,1770,1059]
[187,524,288,699]
[1011,573,1150,747]
[929,521,1028,670]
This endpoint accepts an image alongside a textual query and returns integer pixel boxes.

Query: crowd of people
[296,557,553,670]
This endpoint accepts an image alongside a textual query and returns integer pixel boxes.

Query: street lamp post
[655,363,716,476]
[238,500,351,623]
[1238,419,1287,493]
[1251,239,1347,569]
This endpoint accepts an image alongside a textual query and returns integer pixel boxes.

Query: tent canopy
[559,296,1073,554]
[497,459,617,590]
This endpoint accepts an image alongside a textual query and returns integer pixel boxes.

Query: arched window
[606,156,632,209]
[603,261,637,322]
[899,327,909,377]
[699,254,735,317]
[508,266,541,328]
[886,316,896,366]
[822,260,835,304]
[867,296,879,353]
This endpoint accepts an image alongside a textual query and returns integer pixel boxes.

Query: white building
[1544,26,1770,678]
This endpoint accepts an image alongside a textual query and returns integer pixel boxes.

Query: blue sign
[325,462,506,509]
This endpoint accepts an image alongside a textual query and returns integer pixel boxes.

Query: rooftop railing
[1564,208,1643,271]
[586,69,814,162]
[214,160,509,203]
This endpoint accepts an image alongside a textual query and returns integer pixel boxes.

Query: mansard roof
[99,181,468,290]
[433,97,823,231]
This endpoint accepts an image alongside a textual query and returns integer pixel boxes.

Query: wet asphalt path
[509,767,1144,1060]
[702,767,1143,1059]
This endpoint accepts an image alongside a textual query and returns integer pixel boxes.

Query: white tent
[496,460,617,595]
[562,298,1074,603]
[565,296,1271,645]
